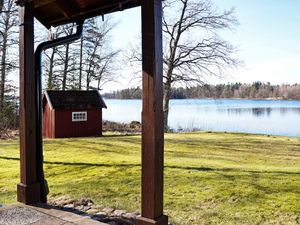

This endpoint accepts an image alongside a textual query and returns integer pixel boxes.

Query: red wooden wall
[43,102,102,138]
[43,101,55,138]
[55,109,102,138]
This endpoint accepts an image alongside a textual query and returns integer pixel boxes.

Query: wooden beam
[36,0,141,28]
[17,1,41,204]
[32,0,56,8]
[137,0,168,224]
[54,0,78,19]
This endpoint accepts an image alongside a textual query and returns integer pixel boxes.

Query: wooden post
[137,0,168,224]
[17,0,41,204]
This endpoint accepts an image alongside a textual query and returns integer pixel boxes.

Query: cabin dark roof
[44,90,107,110]
[26,0,141,28]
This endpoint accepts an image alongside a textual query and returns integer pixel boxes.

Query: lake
[102,99,300,137]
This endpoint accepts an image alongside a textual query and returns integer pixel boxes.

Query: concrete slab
[0,204,107,225]
[0,206,47,225]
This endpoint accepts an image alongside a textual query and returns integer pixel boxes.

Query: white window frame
[72,111,87,122]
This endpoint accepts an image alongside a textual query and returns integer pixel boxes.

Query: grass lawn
[1,132,300,225]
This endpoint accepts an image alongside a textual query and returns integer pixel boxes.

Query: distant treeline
[103,82,300,100]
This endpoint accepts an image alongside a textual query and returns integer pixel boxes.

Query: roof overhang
[24,0,141,28]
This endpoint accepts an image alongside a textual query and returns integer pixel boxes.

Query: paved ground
[0,204,107,225]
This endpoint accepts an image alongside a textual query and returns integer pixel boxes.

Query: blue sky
[215,0,300,84]
[107,1,300,90]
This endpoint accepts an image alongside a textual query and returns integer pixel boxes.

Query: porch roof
[26,0,141,28]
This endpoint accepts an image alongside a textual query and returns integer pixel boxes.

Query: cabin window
[72,111,87,122]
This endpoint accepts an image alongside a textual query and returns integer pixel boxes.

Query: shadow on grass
[45,133,141,140]
[102,134,140,138]
[1,156,300,175]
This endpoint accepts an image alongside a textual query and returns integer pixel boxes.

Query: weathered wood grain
[137,0,168,224]
[17,1,41,204]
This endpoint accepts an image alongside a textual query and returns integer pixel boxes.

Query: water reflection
[222,107,297,117]
[253,107,271,117]
[216,107,300,118]
[103,99,300,137]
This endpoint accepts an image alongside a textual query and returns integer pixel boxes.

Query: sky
[103,0,300,91]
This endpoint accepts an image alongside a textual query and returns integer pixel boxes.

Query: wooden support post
[137,0,168,224]
[17,1,41,204]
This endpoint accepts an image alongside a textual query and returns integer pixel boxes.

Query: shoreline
[103,98,300,101]
[1,129,299,141]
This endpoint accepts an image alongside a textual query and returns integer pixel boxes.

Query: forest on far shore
[103,82,300,100]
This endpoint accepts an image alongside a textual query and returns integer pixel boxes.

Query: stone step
[0,204,107,225]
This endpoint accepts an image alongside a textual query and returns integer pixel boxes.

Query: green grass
[1,132,300,225]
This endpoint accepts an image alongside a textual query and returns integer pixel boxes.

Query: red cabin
[42,90,107,138]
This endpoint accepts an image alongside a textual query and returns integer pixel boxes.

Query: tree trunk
[62,43,70,90]
[163,72,172,131]
[47,48,55,89]
[0,10,9,111]
[86,58,93,91]
[86,44,98,91]
[86,59,94,91]
[79,37,83,90]
[0,34,7,111]
[97,78,100,90]
[86,73,90,90]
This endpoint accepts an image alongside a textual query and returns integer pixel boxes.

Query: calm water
[102,99,300,137]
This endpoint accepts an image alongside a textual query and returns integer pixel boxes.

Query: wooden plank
[31,0,56,8]
[137,0,168,224]
[54,0,78,19]
[31,0,141,28]
[53,109,101,138]
[17,0,41,204]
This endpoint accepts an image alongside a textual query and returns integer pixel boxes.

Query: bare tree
[0,0,18,112]
[42,17,119,91]
[82,18,119,90]
[42,27,64,90]
[42,25,75,90]
[79,36,84,90]
[0,0,19,131]
[161,0,239,129]
[127,0,239,130]
[44,47,58,89]
[54,24,79,90]
[62,42,72,90]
